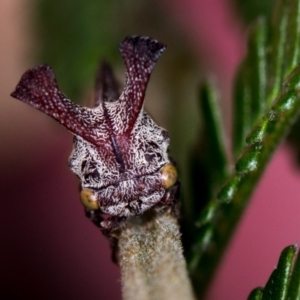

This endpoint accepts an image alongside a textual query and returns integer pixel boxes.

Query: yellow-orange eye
[80,188,99,210]
[160,163,177,189]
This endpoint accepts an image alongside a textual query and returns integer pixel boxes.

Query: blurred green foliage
[37,0,120,99]
[234,0,276,23]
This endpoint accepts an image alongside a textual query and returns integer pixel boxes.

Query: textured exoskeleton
[11,36,178,232]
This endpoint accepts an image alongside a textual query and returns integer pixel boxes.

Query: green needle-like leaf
[233,18,267,156]
[248,19,268,128]
[262,245,296,299]
[233,62,252,156]
[285,246,300,298]
[248,245,298,299]
[266,1,289,104]
[182,81,229,245]
[248,288,264,300]
[199,81,229,189]
[281,0,300,77]
[266,0,300,105]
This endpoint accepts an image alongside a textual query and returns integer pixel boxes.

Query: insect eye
[80,188,99,210]
[160,163,177,189]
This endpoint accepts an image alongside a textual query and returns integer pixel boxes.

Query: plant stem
[118,210,195,300]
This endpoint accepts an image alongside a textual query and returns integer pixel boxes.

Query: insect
[11,36,178,234]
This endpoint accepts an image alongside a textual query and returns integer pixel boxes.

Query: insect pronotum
[11,36,178,233]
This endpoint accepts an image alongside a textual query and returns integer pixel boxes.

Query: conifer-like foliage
[186,0,300,296]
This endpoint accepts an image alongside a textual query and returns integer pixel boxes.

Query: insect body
[11,36,178,232]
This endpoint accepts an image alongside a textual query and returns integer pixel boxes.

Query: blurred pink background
[1,1,300,299]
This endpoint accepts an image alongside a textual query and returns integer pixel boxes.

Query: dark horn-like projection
[10,65,110,148]
[94,61,120,107]
[118,36,166,135]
